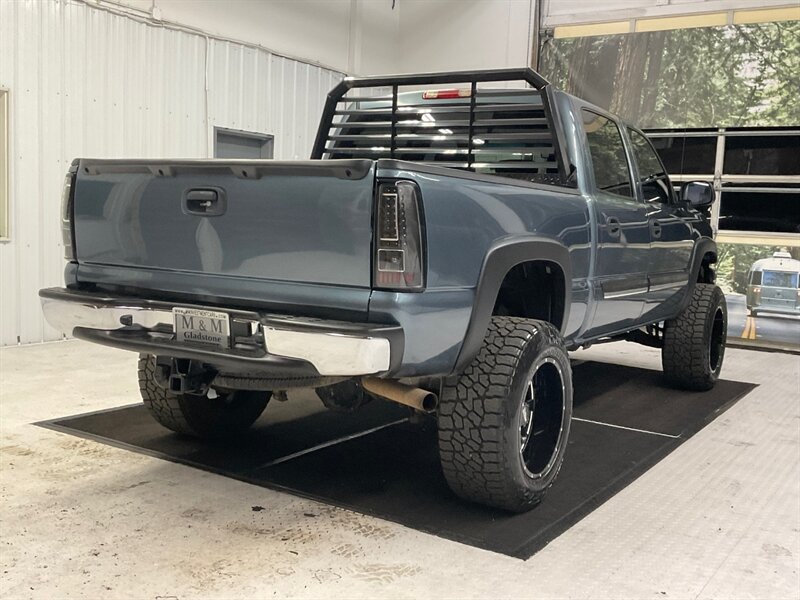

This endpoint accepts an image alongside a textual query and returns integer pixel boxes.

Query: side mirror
[681,181,714,208]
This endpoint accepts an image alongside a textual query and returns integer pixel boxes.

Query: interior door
[582,110,650,334]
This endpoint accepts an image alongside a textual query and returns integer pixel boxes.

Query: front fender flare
[680,236,718,311]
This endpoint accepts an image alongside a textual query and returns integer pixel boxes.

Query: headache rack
[311,68,572,186]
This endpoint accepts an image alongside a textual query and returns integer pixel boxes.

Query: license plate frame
[173,307,230,348]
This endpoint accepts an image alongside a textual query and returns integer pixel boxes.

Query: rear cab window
[323,86,565,186]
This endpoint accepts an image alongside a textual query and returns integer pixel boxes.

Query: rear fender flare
[452,237,571,373]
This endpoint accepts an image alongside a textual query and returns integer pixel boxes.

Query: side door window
[582,111,635,199]
[627,127,674,204]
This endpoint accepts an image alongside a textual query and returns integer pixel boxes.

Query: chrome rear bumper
[40,288,400,376]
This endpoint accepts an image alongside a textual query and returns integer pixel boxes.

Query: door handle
[183,187,226,216]
[606,217,621,238]
[650,219,663,239]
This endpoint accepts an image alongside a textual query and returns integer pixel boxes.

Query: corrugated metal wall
[0,0,343,346]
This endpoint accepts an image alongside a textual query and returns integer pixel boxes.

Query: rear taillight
[60,169,76,260]
[374,181,424,290]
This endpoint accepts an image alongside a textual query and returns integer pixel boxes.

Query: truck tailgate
[72,159,375,292]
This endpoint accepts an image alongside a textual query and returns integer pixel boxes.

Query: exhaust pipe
[361,378,438,413]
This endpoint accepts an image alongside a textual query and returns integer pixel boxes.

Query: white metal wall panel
[0,0,343,346]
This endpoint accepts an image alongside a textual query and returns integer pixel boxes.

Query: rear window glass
[324,86,563,185]
[762,271,799,288]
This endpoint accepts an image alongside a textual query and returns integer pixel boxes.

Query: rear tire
[437,317,573,513]
[138,354,270,439]
[662,284,727,391]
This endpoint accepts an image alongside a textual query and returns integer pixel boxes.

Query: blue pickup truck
[40,69,726,512]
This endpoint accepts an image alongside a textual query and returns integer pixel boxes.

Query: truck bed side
[369,160,591,376]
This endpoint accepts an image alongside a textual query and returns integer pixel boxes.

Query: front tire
[138,354,270,439]
[662,284,727,391]
[437,317,573,513]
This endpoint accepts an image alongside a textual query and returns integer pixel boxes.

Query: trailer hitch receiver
[153,356,216,395]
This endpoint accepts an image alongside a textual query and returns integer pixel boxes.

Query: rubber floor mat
[37,361,755,558]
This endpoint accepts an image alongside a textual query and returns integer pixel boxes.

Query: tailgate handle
[183,188,226,216]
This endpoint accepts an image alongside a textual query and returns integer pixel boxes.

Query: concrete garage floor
[1,340,798,599]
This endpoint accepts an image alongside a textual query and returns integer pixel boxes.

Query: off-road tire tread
[138,354,268,438]
[438,317,570,512]
[138,354,198,435]
[662,283,726,391]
